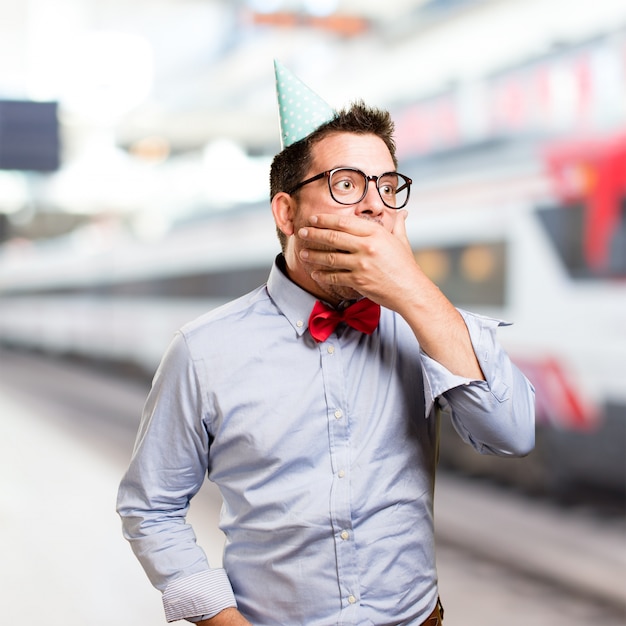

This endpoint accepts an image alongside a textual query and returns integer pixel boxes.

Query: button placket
[318,338,359,617]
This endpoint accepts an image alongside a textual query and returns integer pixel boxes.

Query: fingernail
[300,249,309,259]
[299,228,308,238]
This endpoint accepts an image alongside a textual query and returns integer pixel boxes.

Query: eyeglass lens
[329,169,409,209]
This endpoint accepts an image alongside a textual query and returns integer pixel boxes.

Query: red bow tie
[308,298,381,342]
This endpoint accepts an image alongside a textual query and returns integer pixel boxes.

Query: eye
[331,170,361,196]
[334,175,356,189]
[379,174,398,197]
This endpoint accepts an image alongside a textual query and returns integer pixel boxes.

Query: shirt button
[337,469,345,478]
[296,320,303,328]
[340,530,349,540]
[334,409,343,419]
[327,345,335,354]
[348,595,357,604]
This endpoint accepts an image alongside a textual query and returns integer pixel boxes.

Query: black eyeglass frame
[287,167,412,210]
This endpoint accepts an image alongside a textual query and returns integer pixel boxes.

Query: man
[117,61,535,626]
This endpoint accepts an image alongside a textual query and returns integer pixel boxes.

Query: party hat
[274,59,336,148]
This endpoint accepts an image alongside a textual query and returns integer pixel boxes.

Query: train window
[0,265,272,299]
[460,245,498,283]
[413,249,451,283]
[414,241,506,307]
[106,266,272,299]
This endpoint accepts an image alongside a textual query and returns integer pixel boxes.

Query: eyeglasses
[287,167,412,210]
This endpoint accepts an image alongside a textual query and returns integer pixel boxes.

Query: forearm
[425,310,535,457]
[398,281,484,380]
[443,364,535,456]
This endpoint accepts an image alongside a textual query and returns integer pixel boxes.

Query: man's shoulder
[180,284,270,340]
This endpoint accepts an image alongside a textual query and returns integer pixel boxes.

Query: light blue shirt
[117,256,535,625]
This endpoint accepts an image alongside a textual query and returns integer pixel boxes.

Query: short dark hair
[269,101,397,251]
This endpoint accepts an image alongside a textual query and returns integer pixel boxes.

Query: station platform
[1,387,170,625]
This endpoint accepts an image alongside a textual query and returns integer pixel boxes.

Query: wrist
[196,607,251,626]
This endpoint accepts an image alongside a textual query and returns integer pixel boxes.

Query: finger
[298,225,356,253]
[300,247,353,270]
[310,268,352,287]
[309,213,376,236]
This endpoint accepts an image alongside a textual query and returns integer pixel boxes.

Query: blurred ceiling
[2,0,626,156]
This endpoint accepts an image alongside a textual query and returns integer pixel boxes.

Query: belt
[421,597,444,625]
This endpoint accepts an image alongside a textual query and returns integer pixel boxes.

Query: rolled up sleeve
[420,310,535,457]
[116,332,237,621]
[163,569,236,622]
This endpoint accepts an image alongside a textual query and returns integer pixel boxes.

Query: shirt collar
[266,254,317,337]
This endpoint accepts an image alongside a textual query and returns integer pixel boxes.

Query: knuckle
[336,216,350,230]
[327,230,341,246]
[355,257,372,273]
[363,242,378,257]
[353,275,367,288]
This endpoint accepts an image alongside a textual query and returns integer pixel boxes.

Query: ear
[271,192,296,237]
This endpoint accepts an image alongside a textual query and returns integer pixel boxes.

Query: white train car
[401,134,626,495]
[0,204,277,371]
[0,134,624,496]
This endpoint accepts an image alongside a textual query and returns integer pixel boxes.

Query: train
[0,131,624,498]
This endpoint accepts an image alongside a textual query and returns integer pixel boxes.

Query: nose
[355,177,385,217]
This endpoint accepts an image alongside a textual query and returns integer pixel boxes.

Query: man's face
[281,131,399,304]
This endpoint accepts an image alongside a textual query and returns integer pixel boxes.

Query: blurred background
[0,0,624,624]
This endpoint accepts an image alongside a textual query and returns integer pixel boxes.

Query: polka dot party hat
[274,59,336,148]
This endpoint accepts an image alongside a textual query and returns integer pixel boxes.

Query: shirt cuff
[421,352,475,416]
[458,309,513,402]
[420,309,511,416]
[163,569,237,623]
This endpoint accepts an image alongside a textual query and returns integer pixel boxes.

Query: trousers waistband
[421,597,444,625]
